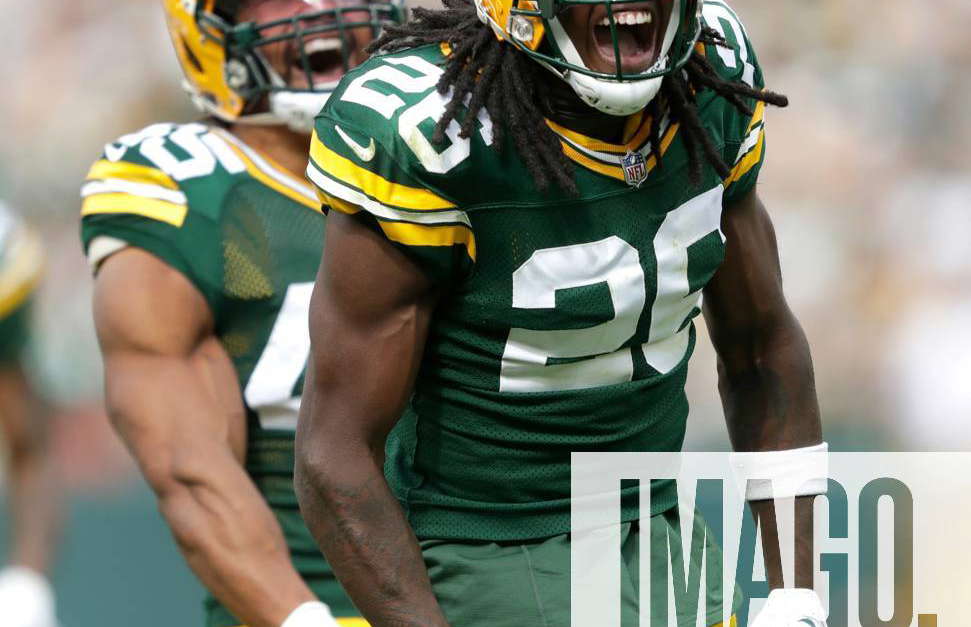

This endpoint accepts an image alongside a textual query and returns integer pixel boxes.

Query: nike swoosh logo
[335,125,376,162]
[798,619,825,627]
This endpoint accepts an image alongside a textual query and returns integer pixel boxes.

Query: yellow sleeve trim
[320,191,362,216]
[309,131,455,211]
[378,220,476,261]
[86,160,178,190]
[723,128,764,187]
[81,193,188,228]
[320,191,475,260]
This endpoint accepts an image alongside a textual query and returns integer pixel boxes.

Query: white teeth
[304,38,341,54]
[598,10,652,26]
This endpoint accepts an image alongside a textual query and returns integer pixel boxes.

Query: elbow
[293,440,329,514]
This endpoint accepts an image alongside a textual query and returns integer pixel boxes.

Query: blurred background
[0,0,968,625]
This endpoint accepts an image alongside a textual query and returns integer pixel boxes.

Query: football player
[296,0,829,625]
[0,202,61,627]
[81,1,402,626]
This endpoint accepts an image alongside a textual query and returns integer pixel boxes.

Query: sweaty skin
[94,250,317,627]
[296,186,821,621]
[295,210,448,627]
[702,187,823,589]
[91,1,377,625]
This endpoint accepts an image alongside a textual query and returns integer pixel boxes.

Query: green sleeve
[702,1,770,204]
[305,56,476,285]
[79,126,225,312]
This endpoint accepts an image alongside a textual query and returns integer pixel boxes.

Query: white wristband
[731,442,829,501]
[280,601,339,627]
[0,566,57,626]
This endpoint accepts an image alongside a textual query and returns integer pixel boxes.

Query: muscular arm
[295,210,448,627]
[703,188,823,589]
[0,365,60,574]
[93,248,316,627]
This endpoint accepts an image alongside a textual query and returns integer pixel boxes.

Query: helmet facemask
[192,0,406,131]
[481,0,702,116]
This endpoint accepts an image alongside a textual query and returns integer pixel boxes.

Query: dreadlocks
[367,0,788,194]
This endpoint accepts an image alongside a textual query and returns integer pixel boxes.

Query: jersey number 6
[499,187,725,393]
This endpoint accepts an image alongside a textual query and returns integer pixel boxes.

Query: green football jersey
[79,122,359,622]
[307,0,768,541]
[0,202,43,363]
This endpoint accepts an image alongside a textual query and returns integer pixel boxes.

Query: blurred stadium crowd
[0,0,968,625]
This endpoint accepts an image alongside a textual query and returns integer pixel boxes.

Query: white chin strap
[546,0,682,117]
[266,90,334,132]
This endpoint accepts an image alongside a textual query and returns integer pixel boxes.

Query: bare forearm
[296,450,448,627]
[718,317,822,452]
[7,447,61,573]
[748,497,815,589]
[718,317,822,588]
[154,471,314,627]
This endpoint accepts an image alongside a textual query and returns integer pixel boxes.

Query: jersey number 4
[499,187,724,393]
[244,282,313,431]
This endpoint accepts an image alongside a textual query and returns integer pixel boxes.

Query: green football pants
[422,509,740,627]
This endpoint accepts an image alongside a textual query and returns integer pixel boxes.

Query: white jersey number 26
[499,187,725,393]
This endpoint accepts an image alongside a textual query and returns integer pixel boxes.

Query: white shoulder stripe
[81,179,187,205]
[306,165,471,227]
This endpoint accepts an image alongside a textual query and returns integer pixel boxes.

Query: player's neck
[224,123,310,180]
[539,73,630,144]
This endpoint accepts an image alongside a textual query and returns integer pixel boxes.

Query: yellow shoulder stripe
[309,131,455,211]
[723,128,764,187]
[86,160,178,190]
[747,100,766,132]
[81,193,188,228]
[320,191,475,261]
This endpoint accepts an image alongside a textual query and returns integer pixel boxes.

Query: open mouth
[291,36,346,86]
[589,1,662,74]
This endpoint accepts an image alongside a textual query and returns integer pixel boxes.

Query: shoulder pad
[81,122,248,227]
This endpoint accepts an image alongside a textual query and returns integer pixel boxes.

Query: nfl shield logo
[621,151,647,188]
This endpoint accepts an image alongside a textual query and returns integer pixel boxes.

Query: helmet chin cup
[268,91,334,133]
[566,72,664,117]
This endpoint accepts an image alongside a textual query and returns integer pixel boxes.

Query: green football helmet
[476,0,704,115]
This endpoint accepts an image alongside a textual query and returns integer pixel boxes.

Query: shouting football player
[81,1,403,626]
[297,0,828,625]
[0,202,62,627]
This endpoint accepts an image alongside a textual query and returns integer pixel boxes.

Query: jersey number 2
[499,187,724,393]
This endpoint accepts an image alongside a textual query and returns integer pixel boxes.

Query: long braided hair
[368,0,788,193]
